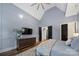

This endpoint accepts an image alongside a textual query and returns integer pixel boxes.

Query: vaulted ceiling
[13,3,79,20]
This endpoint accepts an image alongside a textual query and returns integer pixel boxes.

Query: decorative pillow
[71,36,79,51]
[65,38,72,46]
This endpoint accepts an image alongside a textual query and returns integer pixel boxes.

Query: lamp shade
[74,33,79,37]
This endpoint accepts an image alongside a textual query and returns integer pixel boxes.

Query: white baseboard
[0,46,17,53]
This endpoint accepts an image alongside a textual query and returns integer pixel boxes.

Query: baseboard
[0,46,17,53]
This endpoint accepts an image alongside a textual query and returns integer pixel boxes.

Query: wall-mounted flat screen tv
[22,28,32,35]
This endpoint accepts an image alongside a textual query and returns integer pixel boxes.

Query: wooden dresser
[17,37,36,51]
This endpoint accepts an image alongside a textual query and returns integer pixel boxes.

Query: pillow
[65,37,75,46]
[71,36,79,51]
[65,38,72,46]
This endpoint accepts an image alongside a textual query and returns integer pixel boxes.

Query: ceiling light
[18,14,24,19]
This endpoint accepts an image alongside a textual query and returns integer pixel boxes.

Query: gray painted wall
[0,4,2,50]
[39,6,77,40]
[77,14,79,33]
[0,4,39,52]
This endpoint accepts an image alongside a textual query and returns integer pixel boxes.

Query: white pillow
[71,36,79,51]
[65,38,72,46]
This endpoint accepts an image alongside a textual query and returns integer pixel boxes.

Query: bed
[36,39,79,56]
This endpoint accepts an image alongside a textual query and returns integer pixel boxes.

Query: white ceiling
[13,3,44,20]
[13,3,79,20]
[65,3,79,17]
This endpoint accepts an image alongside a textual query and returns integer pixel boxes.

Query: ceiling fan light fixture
[31,3,51,10]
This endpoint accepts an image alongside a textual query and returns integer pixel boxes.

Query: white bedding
[36,39,57,56]
[36,39,79,56]
[51,41,79,56]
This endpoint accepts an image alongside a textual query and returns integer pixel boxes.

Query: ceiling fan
[31,3,51,10]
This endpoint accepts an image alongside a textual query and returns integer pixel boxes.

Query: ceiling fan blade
[31,3,37,7]
[41,4,45,9]
[37,4,40,10]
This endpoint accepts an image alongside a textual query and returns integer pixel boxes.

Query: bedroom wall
[0,3,39,52]
[39,6,77,40]
[76,14,79,33]
[0,4,2,51]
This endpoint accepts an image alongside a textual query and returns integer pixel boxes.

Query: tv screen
[22,28,32,35]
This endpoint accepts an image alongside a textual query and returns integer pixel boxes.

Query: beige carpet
[16,47,36,56]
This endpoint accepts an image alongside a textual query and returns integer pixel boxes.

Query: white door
[42,27,48,41]
[68,22,75,39]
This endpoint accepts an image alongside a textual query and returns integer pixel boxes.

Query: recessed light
[18,14,24,19]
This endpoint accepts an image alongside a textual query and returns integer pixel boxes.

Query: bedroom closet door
[61,24,68,41]
[39,26,52,42]
[42,27,48,41]
[39,27,42,41]
[48,26,52,39]
[61,22,75,41]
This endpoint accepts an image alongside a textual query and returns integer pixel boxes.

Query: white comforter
[36,39,79,56]
[36,39,56,56]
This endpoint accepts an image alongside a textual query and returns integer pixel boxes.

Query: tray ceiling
[13,3,79,20]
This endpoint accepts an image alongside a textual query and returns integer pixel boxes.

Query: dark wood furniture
[0,37,37,56]
[17,37,36,51]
